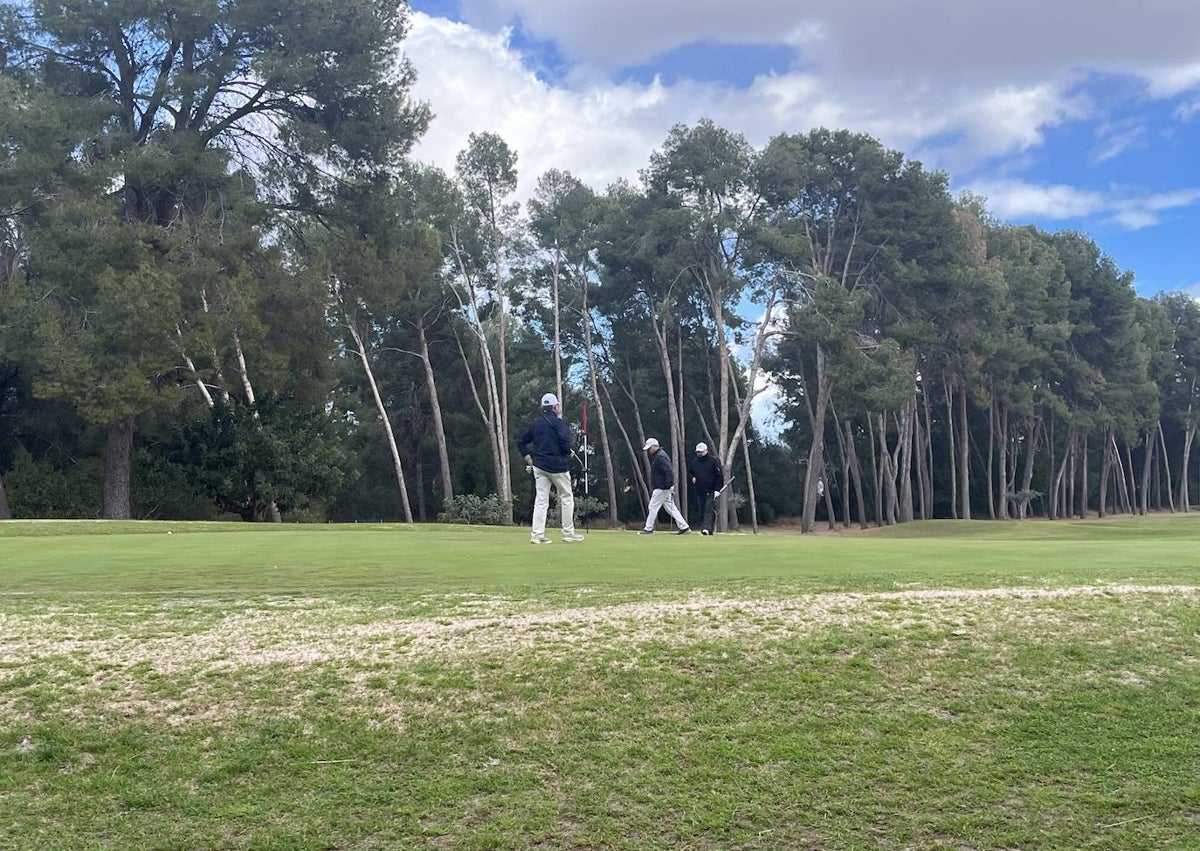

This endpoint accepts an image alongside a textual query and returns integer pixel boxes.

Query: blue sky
[403,1,1200,298]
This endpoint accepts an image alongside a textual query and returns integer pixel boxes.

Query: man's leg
[701,491,715,534]
[643,488,667,532]
[550,470,578,537]
[531,468,553,541]
[662,489,690,530]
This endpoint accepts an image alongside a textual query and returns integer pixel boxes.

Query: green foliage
[167,396,356,522]
[437,493,513,526]
[4,447,100,518]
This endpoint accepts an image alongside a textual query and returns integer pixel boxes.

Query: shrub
[438,494,513,526]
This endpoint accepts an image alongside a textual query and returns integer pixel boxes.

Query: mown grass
[1,516,1198,849]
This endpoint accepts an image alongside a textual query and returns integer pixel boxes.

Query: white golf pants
[644,487,688,532]
[532,467,575,538]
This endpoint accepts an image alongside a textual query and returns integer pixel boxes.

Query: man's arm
[516,424,533,457]
[555,418,571,455]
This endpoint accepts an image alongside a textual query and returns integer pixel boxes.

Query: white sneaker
[562,532,585,542]
[530,535,552,544]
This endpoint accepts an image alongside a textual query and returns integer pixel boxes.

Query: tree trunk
[1098,427,1113,519]
[349,321,413,523]
[1178,426,1194,512]
[996,403,1009,520]
[902,400,917,523]
[944,381,958,519]
[102,415,134,520]
[741,429,759,533]
[832,409,852,528]
[606,376,649,512]
[845,419,869,529]
[958,389,971,520]
[868,413,883,526]
[650,314,684,500]
[1080,432,1089,518]
[1017,415,1042,519]
[801,345,833,533]
[1158,421,1175,512]
[417,324,453,506]
[583,309,620,527]
[1139,430,1154,515]
[986,398,996,520]
[0,471,12,519]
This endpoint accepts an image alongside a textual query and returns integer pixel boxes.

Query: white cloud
[1090,119,1148,164]
[404,14,1086,198]
[965,180,1200,230]
[1177,98,1200,121]
[456,0,1200,92]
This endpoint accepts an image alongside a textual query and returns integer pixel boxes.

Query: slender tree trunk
[920,387,934,519]
[493,243,513,521]
[102,416,134,520]
[832,409,852,529]
[349,322,413,523]
[944,381,958,519]
[986,398,996,520]
[741,430,759,533]
[552,243,563,404]
[650,315,683,496]
[1080,432,1089,518]
[846,420,869,529]
[417,324,453,506]
[452,327,505,500]
[583,310,619,526]
[1017,415,1042,519]
[801,345,833,533]
[868,413,883,526]
[996,404,1009,520]
[875,412,898,526]
[0,472,9,519]
[958,389,971,520]
[677,323,687,515]
[601,383,648,514]
[822,446,837,530]
[1139,430,1154,515]
[898,398,915,523]
[1158,421,1175,512]
[1099,428,1114,519]
[1178,426,1195,512]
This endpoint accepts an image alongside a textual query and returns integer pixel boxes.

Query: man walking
[517,393,584,544]
[638,438,690,535]
[687,442,724,536]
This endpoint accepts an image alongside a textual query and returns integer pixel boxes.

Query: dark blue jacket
[648,448,675,490]
[688,453,724,492]
[517,411,571,473]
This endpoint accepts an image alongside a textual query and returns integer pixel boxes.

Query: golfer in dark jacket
[688,442,724,536]
[517,393,583,544]
[638,438,690,535]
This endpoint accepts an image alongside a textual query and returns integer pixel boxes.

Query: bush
[5,448,101,518]
[438,494,513,526]
[549,495,607,527]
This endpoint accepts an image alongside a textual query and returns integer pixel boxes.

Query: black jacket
[648,448,675,490]
[517,411,571,473]
[688,453,724,492]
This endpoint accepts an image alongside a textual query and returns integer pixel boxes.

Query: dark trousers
[696,489,716,533]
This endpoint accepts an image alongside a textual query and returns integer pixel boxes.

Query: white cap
[695,442,708,453]
[541,393,558,406]
[642,437,660,450]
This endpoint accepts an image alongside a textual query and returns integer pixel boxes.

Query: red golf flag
[581,403,588,435]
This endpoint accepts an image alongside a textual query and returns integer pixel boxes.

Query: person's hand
[523,455,532,467]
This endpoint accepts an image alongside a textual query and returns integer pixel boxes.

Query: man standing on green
[517,393,585,544]
[687,442,724,536]
[638,438,690,535]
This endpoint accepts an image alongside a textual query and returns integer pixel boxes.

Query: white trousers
[644,487,689,532]
[532,467,575,537]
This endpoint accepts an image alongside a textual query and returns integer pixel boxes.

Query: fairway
[2,517,1198,849]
